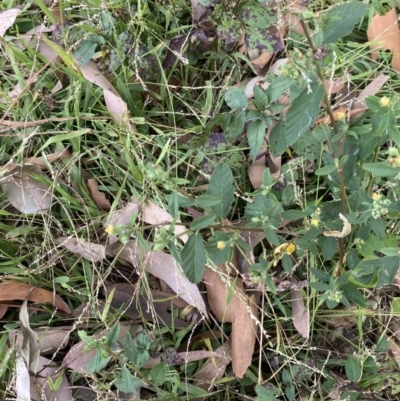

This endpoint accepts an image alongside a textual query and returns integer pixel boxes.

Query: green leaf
[345,356,362,382]
[150,362,167,386]
[340,282,367,307]
[264,226,280,246]
[196,194,222,208]
[207,163,234,218]
[322,237,337,260]
[191,215,217,230]
[280,210,307,220]
[224,88,248,110]
[181,233,206,283]
[315,164,337,176]
[262,168,273,188]
[107,323,120,347]
[226,111,246,139]
[115,366,142,393]
[362,163,400,177]
[253,86,269,109]
[269,123,286,156]
[123,333,149,368]
[248,120,267,160]
[321,2,366,45]
[255,384,280,401]
[74,39,99,65]
[285,82,323,146]
[266,75,293,103]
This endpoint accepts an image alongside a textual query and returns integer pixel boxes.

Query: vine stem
[299,20,346,266]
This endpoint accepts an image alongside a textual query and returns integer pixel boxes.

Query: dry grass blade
[0,281,71,314]
[56,237,106,262]
[106,241,207,316]
[323,213,351,238]
[367,8,400,71]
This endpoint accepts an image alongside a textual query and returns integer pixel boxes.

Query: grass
[2,0,400,400]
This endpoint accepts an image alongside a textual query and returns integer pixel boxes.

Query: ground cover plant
[2,0,400,400]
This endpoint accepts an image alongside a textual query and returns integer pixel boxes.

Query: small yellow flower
[380,96,390,107]
[285,243,296,254]
[105,225,115,235]
[274,243,295,257]
[310,218,319,227]
[217,241,226,250]
[336,111,346,121]
[372,192,382,201]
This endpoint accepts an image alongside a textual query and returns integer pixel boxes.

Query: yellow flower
[217,241,226,250]
[310,218,319,227]
[372,192,381,201]
[104,225,115,235]
[274,243,296,257]
[336,111,346,121]
[380,96,390,107]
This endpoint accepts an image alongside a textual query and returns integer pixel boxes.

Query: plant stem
[299,19,346,266]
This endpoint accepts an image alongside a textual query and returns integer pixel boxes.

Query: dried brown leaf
[0,8,20,37]
[19,294,40,374]
[63,323,135,371]
[0,304,8,319]
[56,237,106,262]
[9,328,70,355]
[78,61,136,130]
[204,254,258,378]
[290,281,309,339]
[143,350,222,369]
[87,178,111,210]
[0,281,71,314]
[368,8,400,71]
[1,164,52,214]
[106,241,207,316]
[193,340,231,390]
[30,356,72,401]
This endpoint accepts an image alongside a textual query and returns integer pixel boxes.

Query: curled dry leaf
[1,164,52,214]
[0,8,20,37]
[193,340,231,391]
[290,279,310,339]
[56,237,106,263]
[0,281,71,314]
[86,178,111,210]
[15,353,30,401]
[19,295,40,374]
[9,328,70,355]
[204,253,258,378]
[78,61,135,130]
[106,241,207,316]
[367,8,400,72]
[323,213,351,238]
[63,323,135,372]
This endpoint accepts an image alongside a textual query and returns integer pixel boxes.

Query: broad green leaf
[264,226,280,246]
[248,120,267,160]
[255,384,280,401]
[262,168,273,188]
[226,111,246,138]
[150,362,167,386]
[285,82,323,146]
[315,164,336,176]
[266,75,293,103]
[115,366,142,393]
[224,88,248,110]
[191,215,217,230]
[340,282,367,307]
[269,122,286,156]
[345,356,362,382]
[280,210,307,220]
[253,86,269,109]
[196,194,222,208]
[207,163,234,218]
[181,233,206,283]
[362,163,400,177]
[74,40,99,65]
[321,2,366,45]
[123,333,149,368]
[107,323,120,347]
[322,237,337,260]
